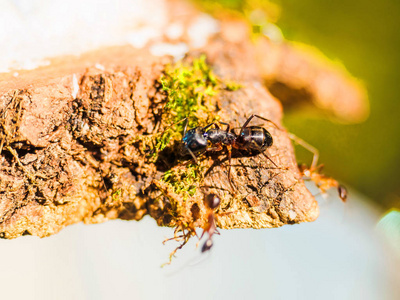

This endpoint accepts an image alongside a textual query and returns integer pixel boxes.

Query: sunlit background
[276,0,400,212]
[0,0,399,299]
[197,0,400,210]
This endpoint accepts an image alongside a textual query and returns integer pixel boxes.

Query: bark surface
[0,13,364,239]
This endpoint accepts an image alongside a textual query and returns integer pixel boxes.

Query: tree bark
[0,14,364,239]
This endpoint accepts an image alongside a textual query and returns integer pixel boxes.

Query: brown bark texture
[0,14,366,239]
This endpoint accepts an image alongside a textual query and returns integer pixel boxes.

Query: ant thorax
[206,128,236,146]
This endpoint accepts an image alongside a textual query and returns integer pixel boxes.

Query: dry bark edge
[0,42,319,239]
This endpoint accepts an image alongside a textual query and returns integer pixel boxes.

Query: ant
[161,193,221,266]
[289,133,348,202]
[199,193,221,252]
[181,114,279,182]
[298,164,348,202]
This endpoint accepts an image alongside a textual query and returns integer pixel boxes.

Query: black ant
[199,193,221,252]
[289,133,348,202]
[181,114,279,182]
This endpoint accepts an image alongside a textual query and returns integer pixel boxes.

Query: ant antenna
[185,146,199,164]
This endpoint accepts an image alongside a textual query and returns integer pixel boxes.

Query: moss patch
[162,163,206,199]
[154,56,220,154]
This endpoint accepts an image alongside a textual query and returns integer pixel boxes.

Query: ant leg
[199,229,206,240]
[206,144,223,152]
[203,122,220,131]
[239,115,255,136]
[203,121,230,132]
[214,227,220,235]
[261,151,278,168]
[288,133,319,170]
[227,146,232,181]
[251,114,281,129]
[248,140,279,168]
[219,121,230,133]
[239,114,280,136]
[186,146,199,164]
[226,145,236,190]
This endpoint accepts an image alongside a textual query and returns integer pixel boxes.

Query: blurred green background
[276,0,400,210]
[198,0,400,210]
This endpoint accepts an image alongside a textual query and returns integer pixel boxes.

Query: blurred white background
[1,191,399,300]
[0,0,168,72]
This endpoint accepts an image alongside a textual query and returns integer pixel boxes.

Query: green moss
[224,80,243,91]
[111,188,122,202]
[132,56,223,161]
[153,55,220,155]
[162,164,206,199]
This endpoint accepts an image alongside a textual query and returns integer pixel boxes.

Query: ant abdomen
[234,126,273,151]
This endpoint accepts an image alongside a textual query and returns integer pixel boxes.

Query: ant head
[338,185,348,202]
[201,239,213,253]
[181,127,207,154]
[298,163,307,171]
[298,164,311,177]
[204,193,221,209]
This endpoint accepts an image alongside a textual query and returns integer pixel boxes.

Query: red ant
[199,193,221,252]
[298,164,348,202]
[161,193,221,266]
[289,133,348,202]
